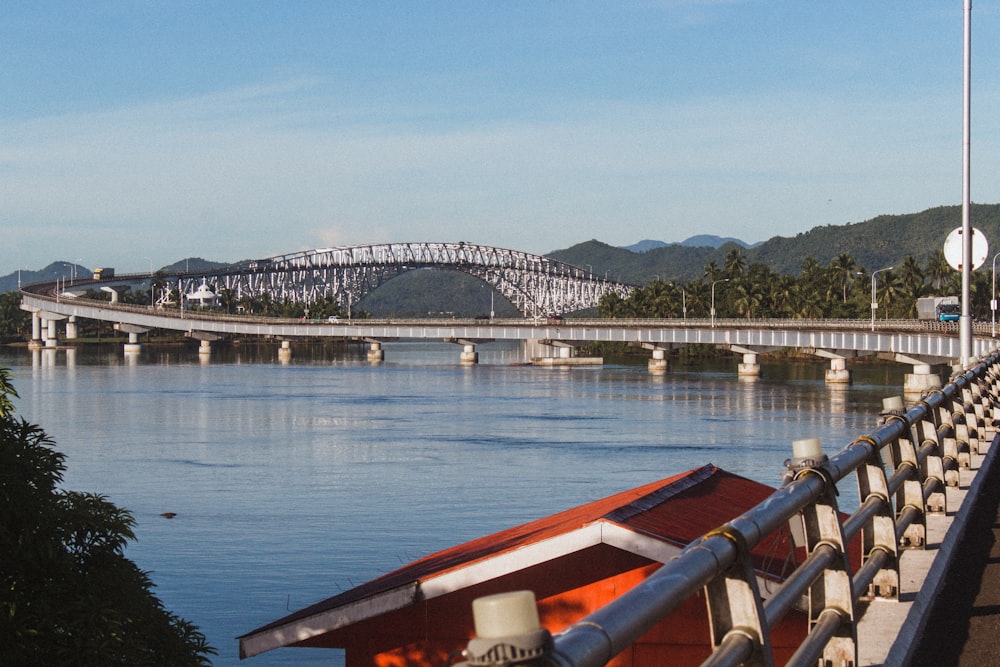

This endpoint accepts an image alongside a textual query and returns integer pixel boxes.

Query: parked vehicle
[917,296,960,322]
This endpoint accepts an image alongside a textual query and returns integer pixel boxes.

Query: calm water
[0,341,908,665]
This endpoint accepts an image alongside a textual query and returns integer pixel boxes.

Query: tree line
[598,249,983,320]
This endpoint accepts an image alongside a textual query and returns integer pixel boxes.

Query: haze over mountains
[622,236,758,253]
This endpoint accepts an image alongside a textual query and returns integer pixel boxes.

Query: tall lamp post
[144,257,154,310]
[992,252,1000,337]
[871,267,893,331]
[711,279,729,328]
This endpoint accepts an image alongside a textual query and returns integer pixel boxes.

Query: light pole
[145,257,153,309]
[871,267,893,331]
[992,252,1000,337]
[682,288,687,320]
[711,279,729,327]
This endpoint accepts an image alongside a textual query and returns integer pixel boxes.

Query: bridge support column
[29,312,44,349]
[124,332,142,355]
[904,364,942,396]
[279,340,292,362]
[368,342,384,363]
[460,344,478,365]
[531,340,602,366]
[115,323,151,355]
[648,348,669,374]
[825,358,852,385]
[65,316,78,340]
[45,318,59,347]
[198,340,212,355]
[738,352,759,378]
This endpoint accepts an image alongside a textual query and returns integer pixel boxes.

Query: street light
[144,257,154,309]
[871,267,893,331]
[711,279,730,327]
[992,252,1000,337]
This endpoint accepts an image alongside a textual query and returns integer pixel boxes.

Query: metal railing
[17,283,994,335]
[515,351,999,667]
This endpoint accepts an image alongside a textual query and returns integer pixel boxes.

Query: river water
[0,341,908,665]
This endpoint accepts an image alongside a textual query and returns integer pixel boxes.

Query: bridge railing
[17,285,989,335]
[460,352,1000,667]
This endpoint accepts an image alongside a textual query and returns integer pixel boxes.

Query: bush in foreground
[0,367,215,665]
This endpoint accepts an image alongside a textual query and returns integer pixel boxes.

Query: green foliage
[0,368,215,665]
[0,292,30,343]
[550,203,1000,284]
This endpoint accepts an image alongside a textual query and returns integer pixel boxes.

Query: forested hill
[549,204,1000,284]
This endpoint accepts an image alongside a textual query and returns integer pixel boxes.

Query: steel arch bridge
[167,242,635,317]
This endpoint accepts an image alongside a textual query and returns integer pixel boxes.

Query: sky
[3,1,1000,276]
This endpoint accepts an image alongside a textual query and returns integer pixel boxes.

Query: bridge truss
[168,242,634,317]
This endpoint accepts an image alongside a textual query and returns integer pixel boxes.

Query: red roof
[240,464,794,659]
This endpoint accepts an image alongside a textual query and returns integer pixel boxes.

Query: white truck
[917,296,960,322]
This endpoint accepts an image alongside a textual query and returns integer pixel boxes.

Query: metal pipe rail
[545,351,1000,667]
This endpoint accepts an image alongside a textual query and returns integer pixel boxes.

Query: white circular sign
[943,226,989,271]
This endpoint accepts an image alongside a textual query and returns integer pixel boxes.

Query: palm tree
[703,261,723,283]
[897,256,924,302]
[925,250,952,292]
[879,270,902,319]
[733,281,764,319]
[724,248,746,279]
[768,275,796,318]
[829,253,859,303]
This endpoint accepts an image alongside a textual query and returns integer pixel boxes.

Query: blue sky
[3,1,1000,275]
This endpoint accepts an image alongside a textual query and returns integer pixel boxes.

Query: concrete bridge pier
[29,312,44,349]
[279,340,292,362]
[880,353,946,397]
[185,331,222,357]
[460,344,478,364]
[531,340,602,366]
[738,353,760,378]
[801,348,857,385]
[721,344,776,379]
[46,318,59,347]
[445,338,493,365]
[37,311,68,348]
[115,323,152,355]
[368,341,384,363]
[826,357,851,384]
[649,348,668,373]
[125,332,142,354]
[636,343,672,374]
[65,316,78,340]
[904,363,943,396]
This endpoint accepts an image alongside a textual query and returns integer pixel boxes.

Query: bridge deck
[908,434,1000,665]
[855,439,992,665]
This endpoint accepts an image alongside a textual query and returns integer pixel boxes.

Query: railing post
[703,526,774,667]
[795,468,857,666]
[942,388,974,466]
[887,417,927,548]
[914,407,958,489]
[854,432,900,599]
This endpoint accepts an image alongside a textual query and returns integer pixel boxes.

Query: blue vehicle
[936,303,961,322]
[917,296,960,322]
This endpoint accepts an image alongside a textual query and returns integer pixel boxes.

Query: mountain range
[622,235,758,253]
[5,204,1000,310]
